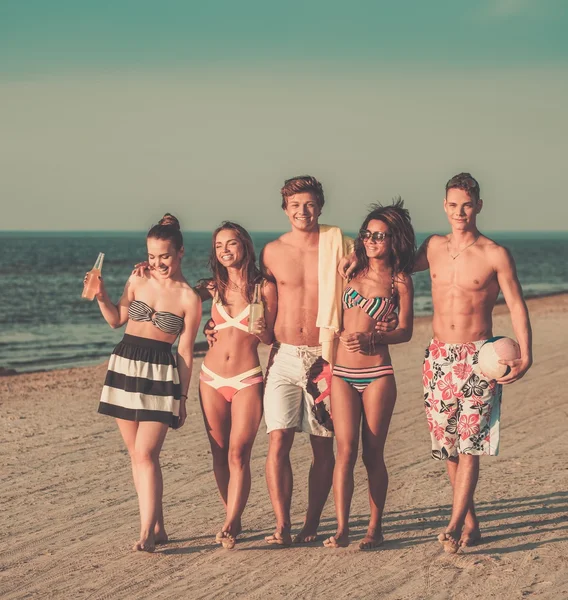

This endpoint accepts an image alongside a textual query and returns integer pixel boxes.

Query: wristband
[180,394,188,400]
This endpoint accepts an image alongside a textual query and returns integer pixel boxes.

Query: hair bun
[158,213,180,230]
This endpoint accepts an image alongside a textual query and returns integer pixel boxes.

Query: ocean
[1,231,567,373]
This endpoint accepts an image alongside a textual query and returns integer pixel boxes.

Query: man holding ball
[414,172,533,553]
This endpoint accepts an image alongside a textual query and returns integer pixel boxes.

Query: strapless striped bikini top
[128,300,184,335]
[342,274,397,322]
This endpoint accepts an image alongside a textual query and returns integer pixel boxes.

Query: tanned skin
[415,187,532,553]
[261,192,397,545]
[261,192,333,545]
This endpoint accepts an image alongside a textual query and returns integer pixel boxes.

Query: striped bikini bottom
[332,364,394,394]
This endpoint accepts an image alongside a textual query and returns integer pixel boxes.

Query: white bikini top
[211,299,251,333]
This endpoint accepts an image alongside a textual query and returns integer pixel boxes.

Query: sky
[1,0,567,232]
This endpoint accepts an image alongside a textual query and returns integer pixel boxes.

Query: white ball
[477,336,521,380]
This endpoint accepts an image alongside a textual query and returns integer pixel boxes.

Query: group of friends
[89,172,533,555]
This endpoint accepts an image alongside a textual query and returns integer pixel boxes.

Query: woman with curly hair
[324,200,415,550]
[197,222,277,549]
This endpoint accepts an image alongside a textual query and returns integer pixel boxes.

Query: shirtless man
[261,175,394,546]
[414,172,532,553]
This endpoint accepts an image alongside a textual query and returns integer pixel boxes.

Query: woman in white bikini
[92,213,201,552]
[323,200,415,550]
[197,221,277,549]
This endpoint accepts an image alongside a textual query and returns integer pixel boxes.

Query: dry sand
[1,295,567,600]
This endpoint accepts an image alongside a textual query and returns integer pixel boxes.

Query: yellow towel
[317,225,354,367]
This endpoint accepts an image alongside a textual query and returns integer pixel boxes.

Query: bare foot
[215,531,239,549]
[132,537,155,553]
[221,533,237,550]
[359,530,384,550]
[459,528,481,547]
[215,522,242,545]
[323,531,349,548]
[154,531,169,545]
[438,531,460,554]
[293,521,319,544]
[293,532,319,543]
[265,527,292,547]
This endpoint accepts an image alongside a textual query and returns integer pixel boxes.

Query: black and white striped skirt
[98,334,181,428]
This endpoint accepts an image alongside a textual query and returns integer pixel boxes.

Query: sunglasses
[359,230,392,243]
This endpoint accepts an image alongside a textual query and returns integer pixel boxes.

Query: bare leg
[294,434,334,543]
[127,421,169,552]
[220,384,263,548]
[439,454,480,553]
[323,377,360,548]
[199,382,232,508]
[446,457,481,547]
[359,375,396,550]
[265,428,295,546]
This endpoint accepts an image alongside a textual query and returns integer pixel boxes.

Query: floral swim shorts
[423,339,502,460]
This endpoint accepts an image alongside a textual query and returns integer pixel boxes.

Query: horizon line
[1,229,567,235]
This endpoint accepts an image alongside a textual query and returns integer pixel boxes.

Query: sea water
[1,231,566,372]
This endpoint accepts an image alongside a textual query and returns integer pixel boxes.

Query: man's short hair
[280,175,325,210]
[445,173,481,204]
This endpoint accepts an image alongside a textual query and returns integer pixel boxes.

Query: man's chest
[271,248,319,290]
[429,251,495,291]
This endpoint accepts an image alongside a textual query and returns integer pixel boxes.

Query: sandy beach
[1,294,567,600]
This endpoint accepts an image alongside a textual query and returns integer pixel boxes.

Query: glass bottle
[82,252,105,301]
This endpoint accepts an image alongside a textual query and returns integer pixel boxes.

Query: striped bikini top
[342,274,397,322]
[211,298,250,333]
[128,300,184,335]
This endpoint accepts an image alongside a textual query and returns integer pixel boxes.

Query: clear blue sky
[1,0,567,230]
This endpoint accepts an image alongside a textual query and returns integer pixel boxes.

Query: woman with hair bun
[90,213,202,552]
[196,221,277,549]
[324,199,415,550]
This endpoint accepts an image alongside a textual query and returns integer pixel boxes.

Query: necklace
[447,235,480,260]
[227,280,245,292]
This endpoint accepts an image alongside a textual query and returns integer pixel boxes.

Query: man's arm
[413,235,434,273]
[260,244,277,284]
[494,246,533,384]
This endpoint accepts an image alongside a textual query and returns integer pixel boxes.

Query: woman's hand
[132,261,150,277]
[340,332,374,354]
[203,319,217,348]
[178,398,187,428]
[250,316,267,339]
[84,272,104,299]
[375,313,398,333]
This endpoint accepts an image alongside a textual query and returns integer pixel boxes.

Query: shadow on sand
[160,490,568,554]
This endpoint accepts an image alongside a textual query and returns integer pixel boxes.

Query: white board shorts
[263,342,334,437]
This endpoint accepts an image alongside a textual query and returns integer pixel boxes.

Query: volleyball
[477,336,521,380]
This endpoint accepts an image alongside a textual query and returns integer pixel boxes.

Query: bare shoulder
[127,270,150,289]
[262,237,285,261]
[127,273,140,288]
[395,271,413,285]
[261,237,290,277]
[424,234,448,250]
[418,234,447,257]
[180,283,202,308]
[415,234,448,271]
[262,279,277,298]
[481,236,515,269]
[266,235,289,251]
[394,271,414,292]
